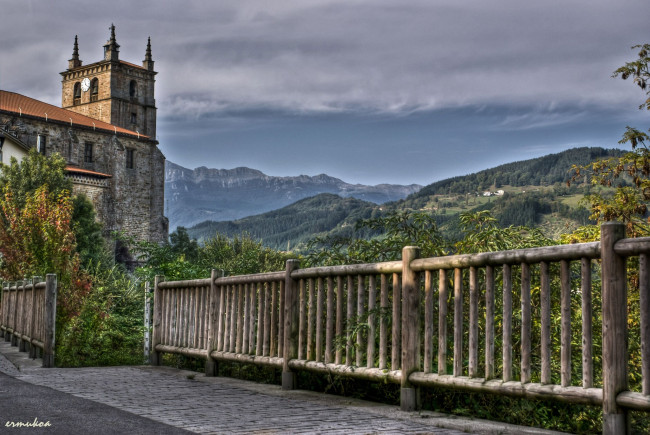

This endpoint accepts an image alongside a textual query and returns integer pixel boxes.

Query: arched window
[90,78,99,102]
[73,82,81,105]
[129,80,137,98]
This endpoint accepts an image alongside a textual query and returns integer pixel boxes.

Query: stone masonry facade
[0,25,167,255]
[61,26,157,139]
[0,113,167,245]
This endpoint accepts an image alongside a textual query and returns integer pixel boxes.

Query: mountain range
[184,147,625,250]
[188,193,378,250]
[165,162,421,229]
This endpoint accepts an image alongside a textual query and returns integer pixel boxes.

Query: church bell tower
[60,25,158,139]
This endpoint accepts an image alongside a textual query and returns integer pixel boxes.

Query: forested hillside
[187,147,624,249]
[187,194,379,250]
[165,162,420,229]
[404,147,622,200]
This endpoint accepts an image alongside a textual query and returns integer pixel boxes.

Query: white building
[0,131,29,166]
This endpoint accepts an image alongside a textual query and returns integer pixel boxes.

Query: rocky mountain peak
[165,161,422,229]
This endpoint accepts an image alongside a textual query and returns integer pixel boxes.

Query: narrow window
[73,82,81,105]
[90,78,99,102]
[126,148,134,169]
[37,135,46,155]
[130,112,137,124]
[84,143,93,163]
[129,80,137,97]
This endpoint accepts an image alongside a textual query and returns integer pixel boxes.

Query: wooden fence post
[29,277,39,358]
[0,282,7,339]
[401,246,421,411]
[11,280,21,346]
[205,269,220,376]
[4,282,11,342]
[601,222,628,434]
[150,275,164,366]
[42,274,57,368]
[282,259,300,390]
[0,282,4,339]
[144,281,152,360]
[23,278,35,354]
[18,280,27,351]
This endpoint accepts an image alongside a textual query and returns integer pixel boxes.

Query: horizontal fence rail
[151,222,650,434]
[0,274,57,367]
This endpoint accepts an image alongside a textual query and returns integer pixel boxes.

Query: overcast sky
[1,0,649,185]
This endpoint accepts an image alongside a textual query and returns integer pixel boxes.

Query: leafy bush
[131,230,294,282]
[56,263,145,367]
[305,210,445,266]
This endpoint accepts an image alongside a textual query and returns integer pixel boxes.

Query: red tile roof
[65,166,112,178]
[0,90,150,140]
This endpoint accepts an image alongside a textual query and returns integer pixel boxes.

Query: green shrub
[56,263,145,367]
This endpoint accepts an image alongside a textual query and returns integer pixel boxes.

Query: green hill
[187,147,625,248]
[396,147,622,206]
[187,194,379,250]
[382,147,624,239]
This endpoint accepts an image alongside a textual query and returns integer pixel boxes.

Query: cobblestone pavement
[0,342,563,434]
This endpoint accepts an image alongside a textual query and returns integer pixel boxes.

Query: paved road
[0,341,563,434]
[0,371,191,434]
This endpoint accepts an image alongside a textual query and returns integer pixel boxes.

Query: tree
[199,233,292,275]
[455,210,553,254]
[0,186,76,280]
[305,210,445,266]
[0,149,107,265]
[72,194,106,267]
[0,182,95,314]
[0,149,72,209]
[132,230,293,282]
[570,43,650,237]
[615,43,650,112]
[170,226,199,262]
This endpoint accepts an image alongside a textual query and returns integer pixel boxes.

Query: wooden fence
[150,222,650,434]
[0,274,57,367]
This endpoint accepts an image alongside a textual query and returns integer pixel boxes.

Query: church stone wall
[0,113,167,245]
[68,175,108,217]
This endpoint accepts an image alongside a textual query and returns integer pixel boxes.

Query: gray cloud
[3,1,647,116]
[2,0,649,184]
[155,0,649,117]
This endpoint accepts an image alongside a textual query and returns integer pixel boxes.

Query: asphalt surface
[0,371,191,434]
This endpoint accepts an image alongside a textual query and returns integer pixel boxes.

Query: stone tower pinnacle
[68,35,82,69]
[103,24,120,61]
[143,36,154,71]
[62,26,158,138]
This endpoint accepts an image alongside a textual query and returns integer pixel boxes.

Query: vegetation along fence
[0,274,57,367]
[150,222,649,434]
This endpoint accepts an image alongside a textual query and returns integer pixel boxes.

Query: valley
[181,147,624,250]
[165,162,421,229]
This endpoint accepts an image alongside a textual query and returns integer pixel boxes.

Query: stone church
[0,26,168,258]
